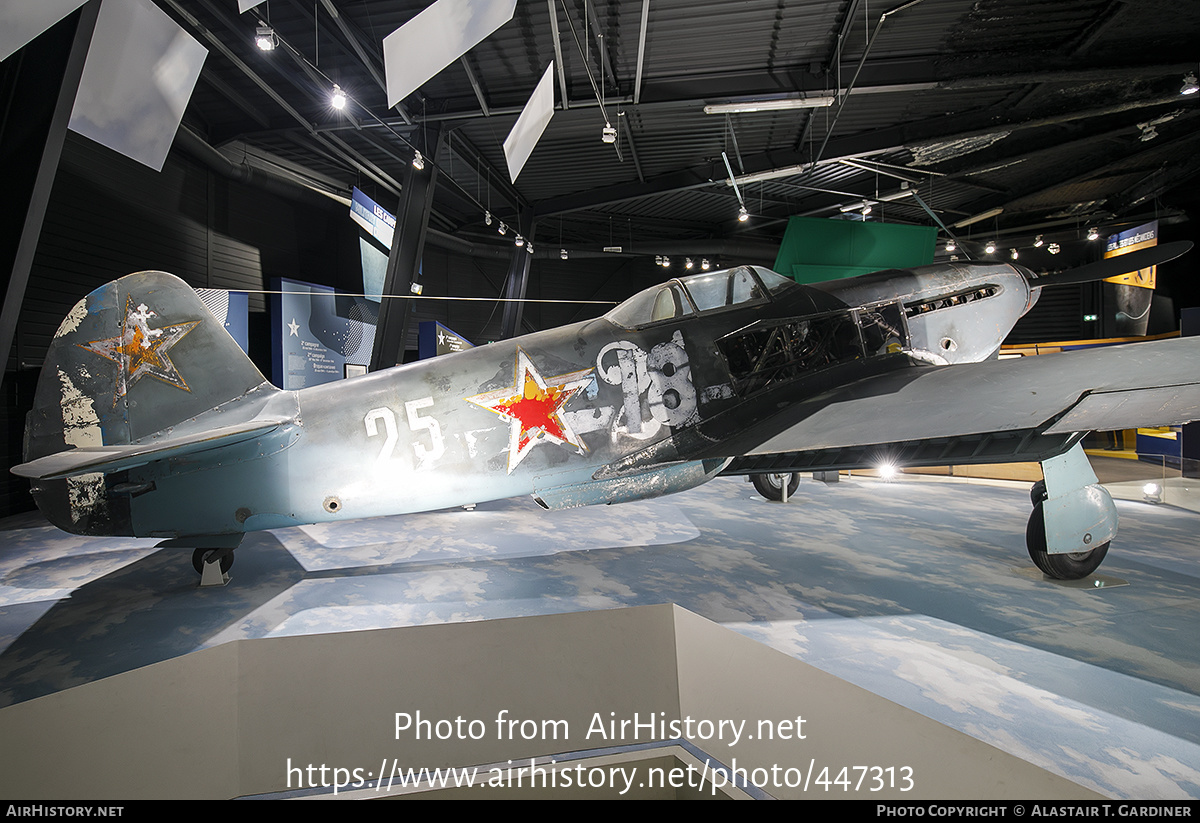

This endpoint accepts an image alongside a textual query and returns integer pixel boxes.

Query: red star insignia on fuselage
[466,348,594,473]
[78,296,201,406]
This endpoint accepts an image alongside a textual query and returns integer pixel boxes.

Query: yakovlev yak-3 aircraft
[12,241,1199,583]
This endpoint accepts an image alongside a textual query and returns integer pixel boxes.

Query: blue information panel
[418,320,474,360]
[271,277,378,389]
[196,289,249,354]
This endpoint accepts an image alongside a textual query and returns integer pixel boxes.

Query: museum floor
[1,473,1197,799]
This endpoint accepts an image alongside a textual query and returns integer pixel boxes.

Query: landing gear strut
[1026,443,1116,580]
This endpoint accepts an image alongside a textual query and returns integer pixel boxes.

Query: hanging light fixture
[1010,248,1019,260]
[1048,243,1061,254]
[1087,227,1100,241]
[412,150,424,170]
[701,259,710,270]
[526,242,534,254]
[484,211,492,226]
[738,206,749,222]
[1181,72,1199,95]
[255,25,277,51]
[560,248,568,260]
[331,85,347,110]
[984,241,996,254]
[944,240,956,253]
[685,258,694,270]
[601,123,616,143]
[1033,235,1044,247]
[655,255,663,266]
[663,256,671,268]
[498,222,507,236]
[514,234,525,247]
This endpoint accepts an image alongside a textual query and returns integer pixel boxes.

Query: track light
[255,25,276,51]
[1182,73,1199,95]
[331,85,347,110]
[1033,235,1044,247]
[515,234,524,247]
[738,206,749,222]
[703,96,835,115]
[561,248,568,260]
[985,241,996,254]
[412,150,424,170]
[1087,227,1100,241]
[601,123,616,143]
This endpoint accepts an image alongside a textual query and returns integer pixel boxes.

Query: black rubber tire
[752,472,800,501]
[192,548,235,575]
[1025,503,1109,580]
[1030,479,1048,505]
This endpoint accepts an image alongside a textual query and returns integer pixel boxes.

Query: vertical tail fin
[21,271,274,533]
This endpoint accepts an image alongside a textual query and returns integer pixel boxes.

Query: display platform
[1,475,1198,798]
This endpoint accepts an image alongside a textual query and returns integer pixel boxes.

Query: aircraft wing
[598,335,1200,477]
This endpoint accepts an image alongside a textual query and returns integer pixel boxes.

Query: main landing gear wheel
[752,472,800,501]
[1025,502,1109,580]
[192,548,235,575]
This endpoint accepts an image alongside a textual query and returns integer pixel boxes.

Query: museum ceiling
[164,0,1200,266]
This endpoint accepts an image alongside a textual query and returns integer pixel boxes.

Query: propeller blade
[1032,241,1193,287]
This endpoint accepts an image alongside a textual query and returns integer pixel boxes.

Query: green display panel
[773,217,936,284]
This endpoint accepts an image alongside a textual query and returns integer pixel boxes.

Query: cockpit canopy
[605,265,795,329]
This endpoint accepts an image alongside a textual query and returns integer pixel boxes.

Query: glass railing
[1091,452,1200,514]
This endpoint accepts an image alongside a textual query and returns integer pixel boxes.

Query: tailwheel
[752,472,800,501]
[192,548,235,575]
[1025,502,1109,580]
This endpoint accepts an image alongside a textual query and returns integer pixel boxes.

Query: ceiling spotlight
[738,206,749,222]
[484,211,492,226]
[1087,227,1100,241]
[701,258,710,270]
[601,123,617,143]
[944,240,956,253]
[985,241,996,254]
[560,248,568,260]
[1010,248,1019,260]
[255,25,276,51]
[1048,243,1060,254]
[498,221,507,236]
[1033,235,1044,247]
[514,234,525,247]
[1182,73,1199,95]
[685,257,694,270]
[331,85,347,110]
[412,150,424,170]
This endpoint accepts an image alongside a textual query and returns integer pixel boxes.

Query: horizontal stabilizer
[12,416,294,480]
